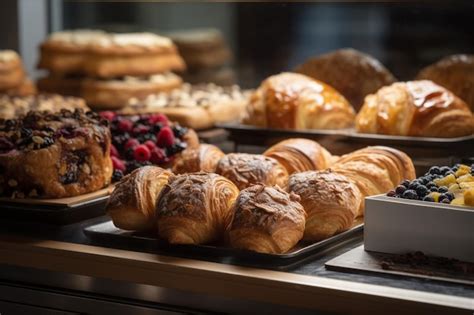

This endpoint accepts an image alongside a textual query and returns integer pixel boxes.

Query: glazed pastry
[416,54,474,112]
[356,80,474,138]
[0,109,112,198]
[263,138,333,174]
[215,153,288,190]
[172,143,224,174]
[243,72,355,130]
[227,185,306,254]
[295,48,396,110]
[107,166,172,231]
[156,172,239,244]
[288,170,360,241]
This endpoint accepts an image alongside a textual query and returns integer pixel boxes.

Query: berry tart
[386,164,474,207]
[0,109,112,198]
[102,111,199,181]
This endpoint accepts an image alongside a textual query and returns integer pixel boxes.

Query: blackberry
[20,127,32,138]
[112,170,124,182]
[166,142,186,156]
[172,125,188,138]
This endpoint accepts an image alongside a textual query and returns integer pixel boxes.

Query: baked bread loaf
[215,153,288,190]
[172,143,224,174]
[156,172,239,244]
[295,48,396,110]
[243,72,355,130]
[227,185,306,254]
[416,54,474,112]
[263,138,333,174]
[0,109,112,198]
[0,94,89,120]
[0,50,24,90]
[107,166,172,231]
[356,80,474,137]
[288,170,360,241]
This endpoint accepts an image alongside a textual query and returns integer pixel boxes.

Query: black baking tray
[84,219,363,268]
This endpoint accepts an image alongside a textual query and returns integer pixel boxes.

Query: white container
[364,195,474,263]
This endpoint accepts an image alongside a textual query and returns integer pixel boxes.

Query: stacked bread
[37,30,185,110]
[107,139,415,254]
[0,50,36,96]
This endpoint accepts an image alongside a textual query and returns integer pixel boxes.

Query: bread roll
[215,153,288,190]
[228,185,306,254]
[356,80,474,137]
[263,138,333,174]
[107,166,172,231]
[156,172,239,244]
[288,170,360,241]
[243,72,355,130]
[172,143,224,174]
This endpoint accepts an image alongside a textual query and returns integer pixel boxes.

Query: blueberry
[402,189,418,200]
[408,181,420,190]
[426,181,436,189]
[428,166,441,175]
[438,194,449,203]
[386,190,397,197]
[423,196,435,202]
[445,170,455,177]
[439,166,451,175]
[415,185,429,197]
[429,186,439,192]
[112,170,123,182]
[395,185,407,195]
[440,198,451,204]
[438,186,448,193]
[445,192,455,201]
[400,179,411,188]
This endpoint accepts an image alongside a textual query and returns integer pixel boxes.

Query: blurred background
[1,1,473,88]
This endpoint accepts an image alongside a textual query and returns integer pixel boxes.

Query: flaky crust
[172,143,224,174]
[356,80,474,137]
[416,54,474,112]
[107,166,172,231]
[156,172,239,244]
[215,153,288,190]
[243,72,355,130]
[295,48,396,110]
[263,138,333,174]
[288,170,359,241]
[228,185,305,254]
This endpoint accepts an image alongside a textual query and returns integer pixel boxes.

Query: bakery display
[122,83,250,130]
[243,72,355,130]
[295,48,396,111]
[156,172,239,244]
[0,94,89,119]
[263,138,333,174]
[227,185,306,254]
[416,54,474,112]
[172,143,224,174]
[288,170,360,241]
[355,80,474,138]
[104,111,199,180]
[0,109,112,198]
[215,153,288,190]
[107,166,172,231]
[386,164,474,207]
[0,50,36,96]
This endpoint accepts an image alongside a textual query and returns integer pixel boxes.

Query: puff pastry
[228,184,306,254]
[356,80,474,137]
[172,143,224,174]
[243,72,356,130]
[107,166,172,231]
[263,138,333,174]
[156,172,239,244]
[215,153,288,190]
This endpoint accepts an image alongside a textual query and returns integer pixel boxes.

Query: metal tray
[84,219,363,268]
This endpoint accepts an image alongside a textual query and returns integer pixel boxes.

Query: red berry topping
[118,119,133,132]
[133,144,151,162]
[144,140,157,150]
[111,156,126,172]
[133,125,150,135]
[150,147,166,164]
[156,126,175,148]
[149,113,169,125]
[99,111,116,121]
[124,138,140,150]
[110,144,119,157]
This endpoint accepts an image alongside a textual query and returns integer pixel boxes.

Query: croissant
[288,170,360,241]
[263,138,333,174]
[227,184,306,254]
[107,166,172,231]
[172,143,225,174]
[243,72,356,130]
[356,80,474,137]
[215,153,288,190]
[156,172,239,244]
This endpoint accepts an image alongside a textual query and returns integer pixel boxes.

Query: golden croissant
[172,143,225,174]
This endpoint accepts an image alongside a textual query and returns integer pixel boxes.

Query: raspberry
[110,144,119,157]
[111,156,126,172]
[156,126,175,148]
[118,119,133,133]
[134,144,151,161]
[99,111,116,121]
[150,147,166,164]
[144,140,157,150]
[149,113,169,125]
[124,138,140,150]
